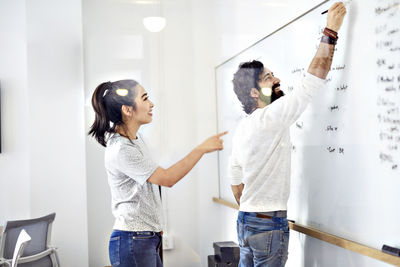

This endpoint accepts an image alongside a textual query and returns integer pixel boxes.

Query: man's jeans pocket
[247,230,287,262]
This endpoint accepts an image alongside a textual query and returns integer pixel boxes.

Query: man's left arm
[231,183,244,206]
[228,150,243,205]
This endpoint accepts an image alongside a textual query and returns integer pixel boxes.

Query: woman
[88,79,226,267]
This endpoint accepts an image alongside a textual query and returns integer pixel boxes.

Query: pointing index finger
[216,131,229,138]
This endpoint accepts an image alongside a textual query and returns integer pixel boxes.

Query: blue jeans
[237,212,289,267]
[109,230,163,267]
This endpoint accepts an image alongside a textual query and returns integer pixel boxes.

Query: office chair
[0,213,60,267]
[11,229,31,267]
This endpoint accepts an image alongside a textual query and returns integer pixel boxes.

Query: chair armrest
[0,258,12,267]
[16,249,53,263]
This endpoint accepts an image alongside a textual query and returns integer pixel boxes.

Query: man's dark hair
[232,60,264,114]
[232,60,285,114]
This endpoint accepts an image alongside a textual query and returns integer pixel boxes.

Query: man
[228,3,347,267]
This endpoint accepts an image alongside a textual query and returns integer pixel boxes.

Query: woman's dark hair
[88,79,139,147]
[232,60,264,114]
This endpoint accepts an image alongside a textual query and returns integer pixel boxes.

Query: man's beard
[271,83,284,103]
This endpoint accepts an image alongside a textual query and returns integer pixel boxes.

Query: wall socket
[162,234,174,250]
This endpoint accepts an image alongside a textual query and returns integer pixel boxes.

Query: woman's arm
[147,131,228,187]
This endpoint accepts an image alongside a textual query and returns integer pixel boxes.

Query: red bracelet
[324,27,337,34]
[324,27,338,39]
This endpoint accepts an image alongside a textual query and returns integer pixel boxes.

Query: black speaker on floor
[208,255,238,267]
[208,241,239,267]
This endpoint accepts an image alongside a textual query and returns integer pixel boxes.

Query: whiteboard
[215,0,400,264]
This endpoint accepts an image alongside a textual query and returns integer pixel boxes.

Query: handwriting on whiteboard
[375,0,400,171]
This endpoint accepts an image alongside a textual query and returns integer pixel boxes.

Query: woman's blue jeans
[109,230,163,267]
[237,212,289,267]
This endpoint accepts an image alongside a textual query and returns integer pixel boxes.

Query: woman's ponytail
[88,82,113,147]
[88,79,139,147]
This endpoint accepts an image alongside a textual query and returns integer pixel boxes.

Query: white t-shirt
[105,133,163,232]
[228,73,325,212]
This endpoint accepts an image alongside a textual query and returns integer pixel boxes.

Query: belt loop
[239,211,245,222]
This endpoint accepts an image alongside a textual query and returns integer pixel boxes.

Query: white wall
[0,0,89,266]
[0,0,31,221]
[25,1,89,266]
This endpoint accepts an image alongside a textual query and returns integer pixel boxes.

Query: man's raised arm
[308,2,347,79]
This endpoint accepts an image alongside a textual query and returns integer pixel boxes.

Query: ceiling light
[143,16,166,32]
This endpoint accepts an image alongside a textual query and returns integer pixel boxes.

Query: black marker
[322,1,350,14]
[382,244,400,257]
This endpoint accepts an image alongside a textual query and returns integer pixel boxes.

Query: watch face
[321,35,336,45]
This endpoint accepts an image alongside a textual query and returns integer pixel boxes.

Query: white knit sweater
[228,73,325,212]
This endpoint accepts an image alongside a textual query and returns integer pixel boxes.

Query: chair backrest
[0,213,55,260]
[11,229,31,267]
